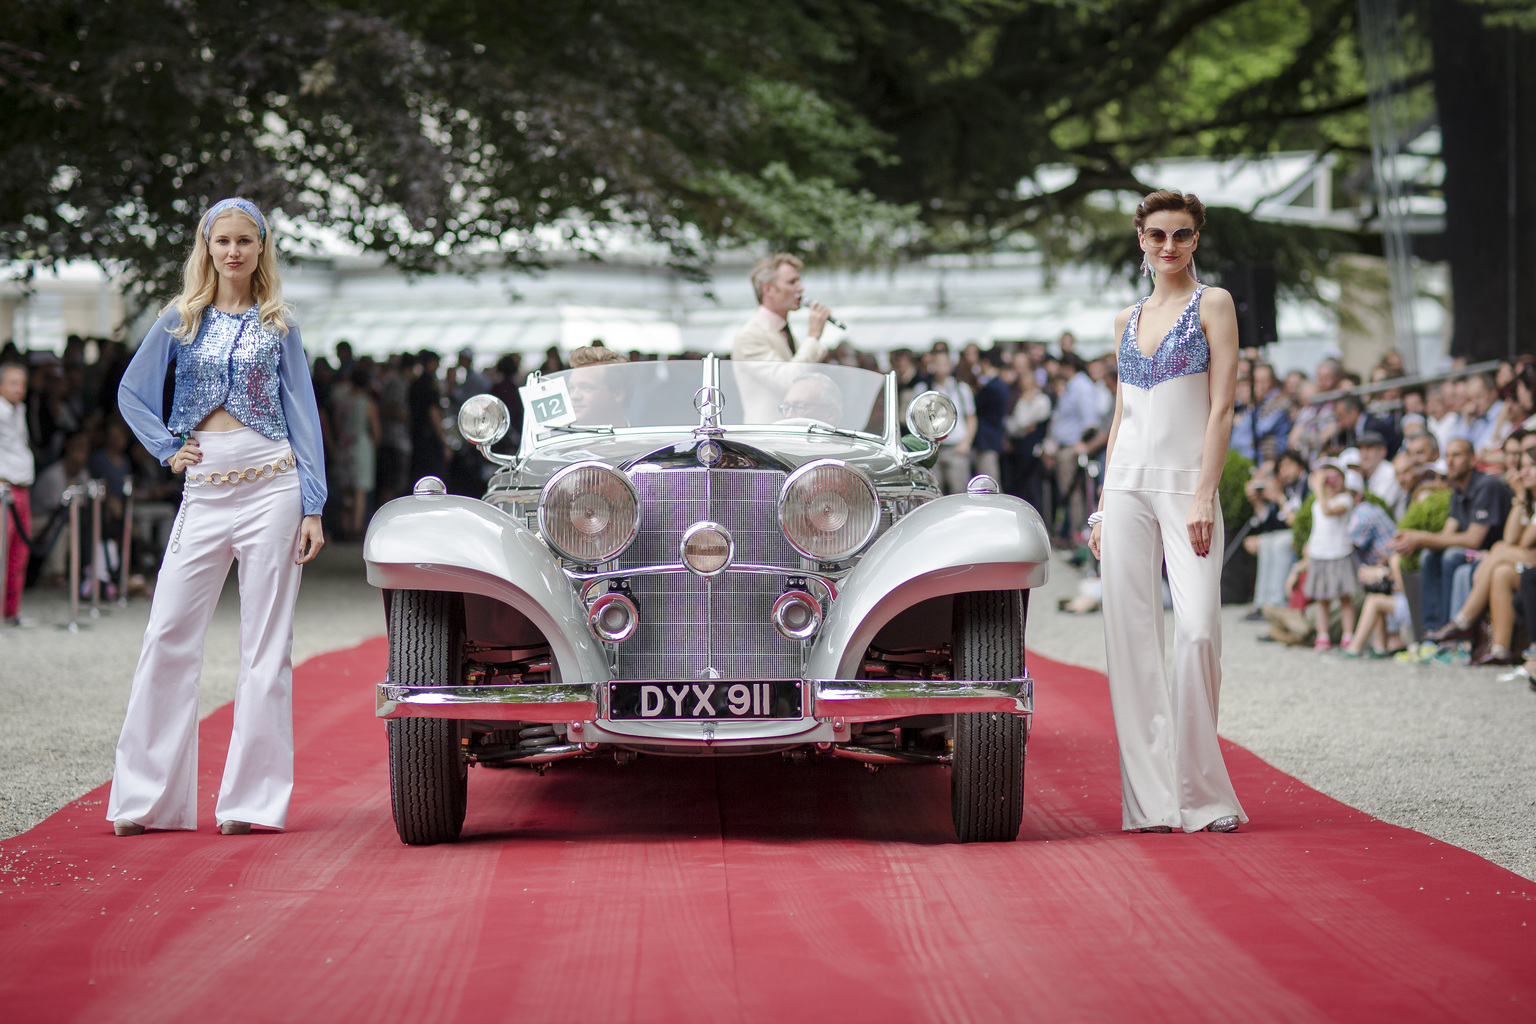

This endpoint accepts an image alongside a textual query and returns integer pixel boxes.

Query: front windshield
[723,362,887,434]
[523,359,888,438]
[527,361,703,433]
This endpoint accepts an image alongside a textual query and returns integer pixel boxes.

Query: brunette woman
[1087,189,1247,833]
[108,197,326,836]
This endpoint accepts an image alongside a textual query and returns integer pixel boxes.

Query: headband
[203,197,267,242]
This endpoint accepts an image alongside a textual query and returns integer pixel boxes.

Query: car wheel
[387,589,468,845]
[951,590,1028,843]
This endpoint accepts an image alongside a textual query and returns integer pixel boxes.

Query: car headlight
[458,394,511,446]
[905,391,957,441]
[778,459,880,562]
[538,462,640,564]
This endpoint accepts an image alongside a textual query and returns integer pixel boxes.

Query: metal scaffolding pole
[1358,0,1421,373]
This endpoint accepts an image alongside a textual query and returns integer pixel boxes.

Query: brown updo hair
[1134,189,1206,231]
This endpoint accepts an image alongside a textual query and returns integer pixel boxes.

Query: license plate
[608,681,802,720]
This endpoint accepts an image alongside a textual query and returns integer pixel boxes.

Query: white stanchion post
[118,478,133,607]
[88,479,104,618]
[57,484,88,633]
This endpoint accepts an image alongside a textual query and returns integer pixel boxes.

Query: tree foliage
[1,0,1486,305]
[0,0,919,301]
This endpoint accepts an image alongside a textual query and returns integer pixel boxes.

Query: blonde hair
[749,252,803,304]
[569,345,629,368]
[162,204,290,341]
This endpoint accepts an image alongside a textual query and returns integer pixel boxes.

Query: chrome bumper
[375,676,1033,722]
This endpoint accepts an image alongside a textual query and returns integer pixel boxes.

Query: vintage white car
[364,357,1050,844]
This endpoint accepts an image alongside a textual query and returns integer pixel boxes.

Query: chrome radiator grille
[615,467,803,681]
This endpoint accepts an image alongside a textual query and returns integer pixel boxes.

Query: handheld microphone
[808,300,847,331]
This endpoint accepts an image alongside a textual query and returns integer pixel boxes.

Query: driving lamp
[538,461,641,565]
[680,521,734,577]
[458,394,511,446]
[777,459,879,562]
[905,391,958,442]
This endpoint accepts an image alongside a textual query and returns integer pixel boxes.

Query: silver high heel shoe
[113,819,146,836]
[219,820,252,835]
[1132,826,1173,833]
[1204,815,1240,833]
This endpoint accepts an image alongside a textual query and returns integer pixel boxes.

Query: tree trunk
[1430,1,1536,362]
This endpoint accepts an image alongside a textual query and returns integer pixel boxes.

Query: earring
[1141,254,1153,277]
[1188,256,1200,283]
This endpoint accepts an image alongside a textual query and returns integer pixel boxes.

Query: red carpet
[2,639,1532,1024]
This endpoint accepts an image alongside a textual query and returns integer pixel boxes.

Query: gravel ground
[0,542,383,841]
[1032,554,1536,882]
[3,544,1532,882]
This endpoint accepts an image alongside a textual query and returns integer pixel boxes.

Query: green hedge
[1397,488,1452,573]
[1220,450,1254,530]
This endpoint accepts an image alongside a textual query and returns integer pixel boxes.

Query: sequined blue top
[119,308,328,516]
[1117,286,1210,390]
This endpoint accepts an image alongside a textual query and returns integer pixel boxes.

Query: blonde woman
[108,197,327,837]
[1087,189,1247,834]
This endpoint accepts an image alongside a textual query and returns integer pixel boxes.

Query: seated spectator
[1341,553,1412,658]
[1331,393,1399,459]
[1347,470,1398,568]
[1423,449,1536,663]
[1456,372,1506,460]
[1244,449,1308,614]
[1395,429,1442,506]
[1391,438,1512,633]
[1356,431,1403,516]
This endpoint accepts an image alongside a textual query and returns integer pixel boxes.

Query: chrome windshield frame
[513,357,896,456]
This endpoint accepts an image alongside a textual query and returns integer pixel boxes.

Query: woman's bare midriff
[195,407,246,431]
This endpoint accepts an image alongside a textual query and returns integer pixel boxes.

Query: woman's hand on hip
[1088,521,1102,560]
[1187,496,1216,557]
[296,515,325,565]
[168,438,201,474]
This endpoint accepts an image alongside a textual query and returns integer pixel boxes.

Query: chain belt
[188,451,297,486]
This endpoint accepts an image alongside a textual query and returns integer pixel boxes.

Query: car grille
[614,467,804,681]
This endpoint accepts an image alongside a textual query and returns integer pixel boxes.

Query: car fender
[804,492,1051,679]
[364,494,609,683]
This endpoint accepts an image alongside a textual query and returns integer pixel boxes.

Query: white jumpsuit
[1100,286,1247,832]
[106,428,304,830]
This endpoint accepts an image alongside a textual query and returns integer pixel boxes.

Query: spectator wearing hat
[1354,431,1403,516]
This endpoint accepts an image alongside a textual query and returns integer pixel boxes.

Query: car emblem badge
[696,439,722,467]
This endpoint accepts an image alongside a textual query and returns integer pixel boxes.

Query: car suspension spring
[855,720,899,748]
[517,724,561,749]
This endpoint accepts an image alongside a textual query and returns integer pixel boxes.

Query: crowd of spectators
[6,327,1536,692]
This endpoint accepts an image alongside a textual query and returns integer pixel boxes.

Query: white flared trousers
[1099,486,1247,832]
[107,428,304,831]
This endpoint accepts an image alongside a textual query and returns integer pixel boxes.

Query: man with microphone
[731,254,841,421]
[733,253,836,364]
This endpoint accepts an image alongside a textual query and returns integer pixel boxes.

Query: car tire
[387,589,468,845]
[951,590,1028,843]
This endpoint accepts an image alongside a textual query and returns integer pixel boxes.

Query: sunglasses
[1140,227,1197,249]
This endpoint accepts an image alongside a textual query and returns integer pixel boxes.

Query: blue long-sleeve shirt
[118,307,328,516]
